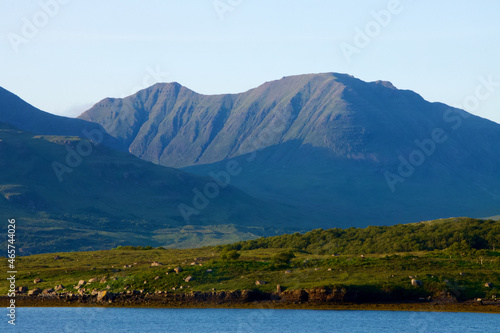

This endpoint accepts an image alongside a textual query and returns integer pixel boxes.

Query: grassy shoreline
[4,247,498,301]
[3,219,498,312]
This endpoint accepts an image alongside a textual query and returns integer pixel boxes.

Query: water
[3,308,499,333]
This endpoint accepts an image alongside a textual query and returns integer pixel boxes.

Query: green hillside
[0,123,302,254]
[221,217,500,254]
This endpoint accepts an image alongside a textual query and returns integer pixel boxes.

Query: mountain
[79,73,500,227]
[0,87,122,150]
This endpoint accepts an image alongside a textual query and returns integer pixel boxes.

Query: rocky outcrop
[15,286,480,307]
[276,288,344,303]
[411,279,423,286]
[97,291,114,302]
[433,292,458,305]
[151,262,163,267]
[15,287,345,305]
[307,288,345,302]
[7,282,500,310]
[28,288,42,296]
[279,289,309,303]
[17,286,28,293]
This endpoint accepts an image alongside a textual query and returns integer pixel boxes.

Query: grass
[3,246,499,302]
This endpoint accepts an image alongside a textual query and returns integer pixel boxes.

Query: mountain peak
[78,72,484,170]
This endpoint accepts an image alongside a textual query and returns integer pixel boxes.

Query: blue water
[2,308,499,333]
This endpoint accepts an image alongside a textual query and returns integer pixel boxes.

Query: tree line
[219,218,500,255]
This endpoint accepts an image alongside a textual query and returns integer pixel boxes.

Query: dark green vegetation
[0,122,300,254]
[221,218,500,254]
[80,73,500,227]
[3,218,498,304]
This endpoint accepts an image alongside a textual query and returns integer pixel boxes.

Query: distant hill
[0,122,302,254]
[79,73,500,227]
[0,87,123,150]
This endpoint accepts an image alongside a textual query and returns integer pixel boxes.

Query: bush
[220,250,241,260]
[272,250,295,264]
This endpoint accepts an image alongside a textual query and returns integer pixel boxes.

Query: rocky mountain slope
[79,73,500,227]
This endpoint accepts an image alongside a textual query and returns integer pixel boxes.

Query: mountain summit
[79,73,500,168]
[81,73,396,167]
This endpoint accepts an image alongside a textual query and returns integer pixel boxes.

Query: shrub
[220,250,241,260]
[272,250,295,264]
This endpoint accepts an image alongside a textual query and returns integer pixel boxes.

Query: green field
[3,218,499,302]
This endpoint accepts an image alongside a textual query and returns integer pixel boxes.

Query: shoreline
[3,295,499,314]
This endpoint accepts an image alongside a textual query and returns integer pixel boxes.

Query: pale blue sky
[1,0,499,123]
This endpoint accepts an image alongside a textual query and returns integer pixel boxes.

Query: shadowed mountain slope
[0,87,123,150]
[0,121,302,254]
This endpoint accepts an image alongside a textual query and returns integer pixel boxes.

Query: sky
[1,0,499,123]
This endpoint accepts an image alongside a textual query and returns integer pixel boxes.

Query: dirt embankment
[2,287,499,313]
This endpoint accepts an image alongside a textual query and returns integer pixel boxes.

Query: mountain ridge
[80,72,499,168]
[78,73,500,227]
